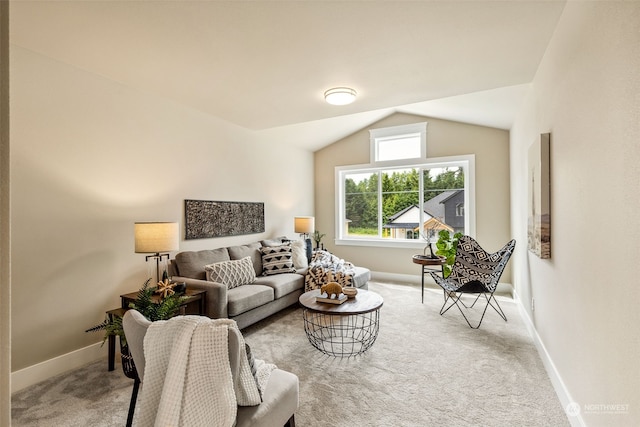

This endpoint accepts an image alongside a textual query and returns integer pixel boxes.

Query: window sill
[335,238,432,249]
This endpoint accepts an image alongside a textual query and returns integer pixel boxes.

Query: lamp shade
[294,216,315,234]
[134,222,179,253]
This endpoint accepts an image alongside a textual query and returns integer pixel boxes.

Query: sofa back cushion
[228,242,263,277]
[174,248,230,280]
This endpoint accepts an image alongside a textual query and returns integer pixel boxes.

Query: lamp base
[145,252,170,284]
[304,238,313,263]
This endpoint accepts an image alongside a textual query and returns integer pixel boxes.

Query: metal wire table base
[302,308,380,357]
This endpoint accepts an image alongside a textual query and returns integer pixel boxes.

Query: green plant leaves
[435,230,463,278]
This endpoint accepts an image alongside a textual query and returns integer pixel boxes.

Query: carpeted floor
[12,281,570,426]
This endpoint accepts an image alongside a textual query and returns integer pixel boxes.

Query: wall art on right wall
[527,132,551,259]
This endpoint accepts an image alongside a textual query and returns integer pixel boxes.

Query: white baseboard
[370,270,422,286]
[11,342,106,393]
[370,271,514,297]
[513,291,584,427]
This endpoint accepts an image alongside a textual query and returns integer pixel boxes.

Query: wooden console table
[106,288,207,371]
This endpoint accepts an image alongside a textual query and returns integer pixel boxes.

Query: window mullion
[419,168,424,240]
[377,170,383,238]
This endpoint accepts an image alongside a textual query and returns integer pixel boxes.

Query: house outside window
[336,123,475,248]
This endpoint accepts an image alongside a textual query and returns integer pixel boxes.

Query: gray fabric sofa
[169,238,370,329]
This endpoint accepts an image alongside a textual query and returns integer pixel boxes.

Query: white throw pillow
[291,240,308,270]
[205,256,256,289]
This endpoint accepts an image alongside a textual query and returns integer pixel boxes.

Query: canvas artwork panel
[527,133,551,259]
[185,200,265,239]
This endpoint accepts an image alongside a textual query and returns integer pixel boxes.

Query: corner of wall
[1,0,12,422]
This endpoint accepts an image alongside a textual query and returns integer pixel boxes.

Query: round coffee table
[299,289,384,357]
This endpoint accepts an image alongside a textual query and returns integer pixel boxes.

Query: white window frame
[370,122,427,164]
[335,155,475,249]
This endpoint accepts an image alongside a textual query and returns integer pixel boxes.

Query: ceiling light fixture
[324,87,357,105]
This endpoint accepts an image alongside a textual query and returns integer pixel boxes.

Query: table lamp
[294,216,314,261]
[134,222,179,284]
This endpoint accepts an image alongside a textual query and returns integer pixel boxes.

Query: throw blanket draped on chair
[305,250,356,291]
[137,316,275,427]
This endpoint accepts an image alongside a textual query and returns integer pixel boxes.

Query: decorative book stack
[315,293,348,305]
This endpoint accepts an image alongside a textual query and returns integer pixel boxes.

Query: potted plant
[312,230,326,250]
[421,224,440,258]
[86,278,187,377]
[435,230,463,277]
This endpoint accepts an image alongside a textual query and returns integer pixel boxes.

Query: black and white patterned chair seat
[442,236,515,293]
[430,235,516,328]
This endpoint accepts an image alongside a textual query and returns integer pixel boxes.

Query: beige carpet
[12,281,569,426]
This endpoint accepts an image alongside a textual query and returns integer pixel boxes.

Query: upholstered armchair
[122,309,298,426]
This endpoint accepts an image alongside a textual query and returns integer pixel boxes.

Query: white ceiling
[10,0,566,151]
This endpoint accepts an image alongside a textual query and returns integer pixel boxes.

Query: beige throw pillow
[205,256,256,289]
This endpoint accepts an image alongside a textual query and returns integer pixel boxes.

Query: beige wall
[9,47,314,374]
[314,112,511,279]
[510,2,640,425]
[1,0,11,423]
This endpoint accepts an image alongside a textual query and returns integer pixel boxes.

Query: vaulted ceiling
[10,1,566,150]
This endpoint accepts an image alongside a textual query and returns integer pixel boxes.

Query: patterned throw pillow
[205,256,256,289]
[261,245,296,275]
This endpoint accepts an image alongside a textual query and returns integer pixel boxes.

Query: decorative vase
[343,286,358,299]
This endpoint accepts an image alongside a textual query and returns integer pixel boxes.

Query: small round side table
[299,289,384,357]
[412,254,446,303]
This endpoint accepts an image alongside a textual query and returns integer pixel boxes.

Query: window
[370,123,427,163]
[336,155,475,248]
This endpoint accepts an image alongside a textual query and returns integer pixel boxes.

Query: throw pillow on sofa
[290,240,308,270]
[260,236,287,247]
[205,256,257,289]
[261,245,296,275]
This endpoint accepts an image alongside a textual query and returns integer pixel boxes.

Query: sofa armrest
[172,276,228,318]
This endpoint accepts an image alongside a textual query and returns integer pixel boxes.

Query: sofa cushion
[352,266,371,289]
[254,273,304,299]
[228,242,263,277]
[261,245,296,276]
[174,248,230,280]
[227,285,274,317]
[236,369,299,427]
[205,256,256,289]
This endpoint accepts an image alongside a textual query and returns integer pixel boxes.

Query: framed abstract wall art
[185,200,265,239]
[527,133,551,259]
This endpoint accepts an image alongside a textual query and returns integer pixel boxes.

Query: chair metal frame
[430,236,516,329]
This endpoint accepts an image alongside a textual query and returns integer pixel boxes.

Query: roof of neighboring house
[440,189,464,204]
[384,189,464,228]
[422,190,459,218]
[386,204,418,222]
[383,222,419,229]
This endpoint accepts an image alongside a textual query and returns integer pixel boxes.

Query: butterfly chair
[122,309,299,427]
[430,236,516,329]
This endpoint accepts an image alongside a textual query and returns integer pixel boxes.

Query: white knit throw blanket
[136,316,275,427]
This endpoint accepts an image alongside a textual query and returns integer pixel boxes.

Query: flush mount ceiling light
[324,87,357,105]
